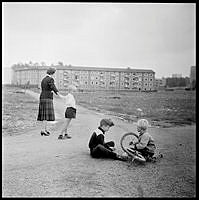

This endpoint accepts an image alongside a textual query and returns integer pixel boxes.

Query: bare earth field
[2,86,196,197]
[2,86,39,136]
[74,89,196,127]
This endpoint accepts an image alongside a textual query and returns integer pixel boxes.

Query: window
[133,77,138,81]
[110,81,115,85]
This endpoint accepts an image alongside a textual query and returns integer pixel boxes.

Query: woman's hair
[137,119,149,130]
[47,67,56,75]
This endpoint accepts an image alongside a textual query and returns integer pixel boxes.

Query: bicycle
[120,132,146,163]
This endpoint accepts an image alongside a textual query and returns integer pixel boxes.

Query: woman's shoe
[64,134,72,139]
[58,134,64,139]
[45,130,51,135]
[41,131,50,136]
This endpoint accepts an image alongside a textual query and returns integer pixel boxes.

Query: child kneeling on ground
[88,119,128,161]
[131,119,163,162]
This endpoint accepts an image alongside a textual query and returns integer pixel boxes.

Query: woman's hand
[57,93,65,99]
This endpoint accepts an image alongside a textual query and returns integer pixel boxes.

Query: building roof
[12,64,155,73]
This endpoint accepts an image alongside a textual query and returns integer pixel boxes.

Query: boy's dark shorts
[65,107,76,118]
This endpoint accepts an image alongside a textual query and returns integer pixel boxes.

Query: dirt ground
[2,90,196,197]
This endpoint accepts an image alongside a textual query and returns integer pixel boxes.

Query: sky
[2,2,196,83]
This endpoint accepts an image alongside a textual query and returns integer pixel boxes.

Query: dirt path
[2,90,196,197]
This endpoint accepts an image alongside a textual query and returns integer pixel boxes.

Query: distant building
[155,77,166,90]
[3,67,12,84]
[172,74,182,78]
[11,64,156,91]
[190,66,196,89]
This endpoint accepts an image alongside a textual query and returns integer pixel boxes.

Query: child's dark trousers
[90,141,117,159]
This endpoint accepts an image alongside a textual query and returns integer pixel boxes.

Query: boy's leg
[91,145,129,161]
[104,141,115,147]
[137,148,154,161]
[59,118,71,138]
[91,144,118,159]
[104,141,115,151]
[64,118,72,138]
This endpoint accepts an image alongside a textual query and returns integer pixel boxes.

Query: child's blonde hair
[137,119,149,130]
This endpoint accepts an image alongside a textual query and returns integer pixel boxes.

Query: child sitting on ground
[88,118,128,161]
[131,119,162,162]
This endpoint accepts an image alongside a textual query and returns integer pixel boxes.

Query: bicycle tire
[120,132,146,162]
[120,132,138,153]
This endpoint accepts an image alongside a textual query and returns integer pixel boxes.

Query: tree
[166,77,188,87]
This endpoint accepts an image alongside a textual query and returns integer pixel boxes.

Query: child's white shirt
[64,93,76,109]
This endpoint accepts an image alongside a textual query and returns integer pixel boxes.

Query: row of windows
[62,76,153,81]
[62,70,153,76]
[15,71,154,80]
[14,70,155,89]
[59,80,153,87]
[15,70,154,76]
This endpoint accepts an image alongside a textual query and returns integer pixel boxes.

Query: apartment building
[11,64,156,91]
[155,77,167,90]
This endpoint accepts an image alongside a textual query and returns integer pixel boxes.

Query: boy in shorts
[58,85,77,139]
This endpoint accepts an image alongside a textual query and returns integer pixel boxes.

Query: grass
[2,85,39,136]
[74,90,196,127]
[2,86,196,136]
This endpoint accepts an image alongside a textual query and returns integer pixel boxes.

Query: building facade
[155,77,167,90]
[190,66,196,89]
[172,74,182,78]
[11,64,156,91]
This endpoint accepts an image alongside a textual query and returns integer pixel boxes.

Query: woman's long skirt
[37,99,55,121]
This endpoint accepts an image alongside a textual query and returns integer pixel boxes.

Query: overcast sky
[2,2,196,83]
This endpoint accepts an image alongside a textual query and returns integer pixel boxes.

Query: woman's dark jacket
[40,75,59,100]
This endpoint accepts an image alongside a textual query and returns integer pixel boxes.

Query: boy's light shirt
[136,132,154,149]
[94,128,103,136]
[64,93,76,109]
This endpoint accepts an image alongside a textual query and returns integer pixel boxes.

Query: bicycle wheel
[120,132,146,163]
[120,132,139,154]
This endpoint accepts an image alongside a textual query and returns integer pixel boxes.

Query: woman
[37,67,60,136]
